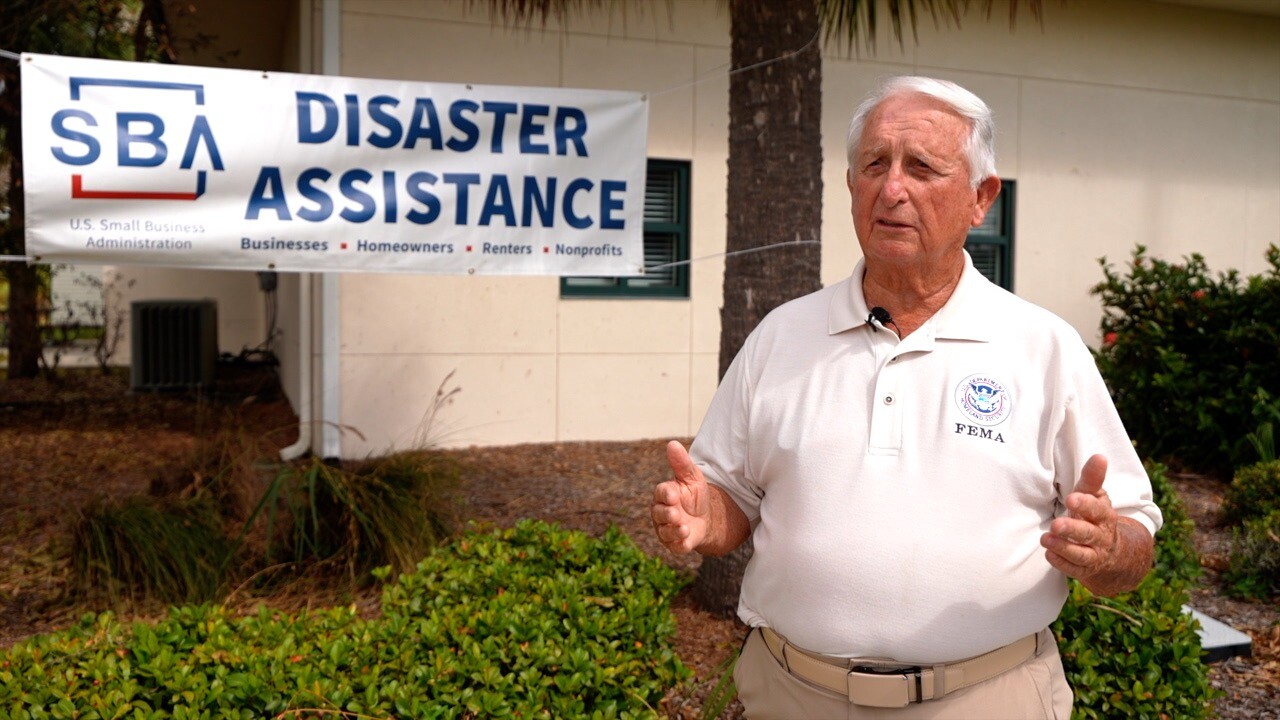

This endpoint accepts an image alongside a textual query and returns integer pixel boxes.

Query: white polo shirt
[691,255,1163,664]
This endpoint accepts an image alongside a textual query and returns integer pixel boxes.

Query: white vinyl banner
[20,53,649,276]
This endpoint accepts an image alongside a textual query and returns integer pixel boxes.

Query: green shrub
[1052,461,1215,719]
[1145,461,1201,590]
[1224,510,1280,600]
[1092,244,1280,475]
[1053,579,1213,720]
[69,495,230,605]
[2,520,689,718]
[1222,459,1280,525]
[378,520,690,716]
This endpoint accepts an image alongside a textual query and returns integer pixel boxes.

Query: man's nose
[880,166,908,205]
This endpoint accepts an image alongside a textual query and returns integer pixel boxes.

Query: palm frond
[820,0,1045,54]
[474,0,659,27]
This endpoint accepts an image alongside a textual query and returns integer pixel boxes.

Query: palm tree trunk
[1,61,43,380]
[4,263,43,379]
[694,0,824,618]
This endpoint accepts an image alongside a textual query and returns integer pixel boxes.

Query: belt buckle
[847,665,924,708]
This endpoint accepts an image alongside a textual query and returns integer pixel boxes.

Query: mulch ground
[0,366,1275,718]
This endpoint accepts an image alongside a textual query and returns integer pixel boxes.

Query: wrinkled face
[849,93,998,274]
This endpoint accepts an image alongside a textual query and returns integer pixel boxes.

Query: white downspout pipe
[318,0,342,461]
[278,275,311,460]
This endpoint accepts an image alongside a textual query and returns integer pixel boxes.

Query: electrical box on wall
[130,300,218,391]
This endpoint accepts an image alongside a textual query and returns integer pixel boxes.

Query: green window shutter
[561,159,690,298]
[967,243,1007,289]
[964,179,1015,291]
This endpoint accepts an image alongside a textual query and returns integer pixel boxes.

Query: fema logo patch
[955,374,1011,426]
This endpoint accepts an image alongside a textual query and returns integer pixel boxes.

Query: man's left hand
[1041,454,1154,596]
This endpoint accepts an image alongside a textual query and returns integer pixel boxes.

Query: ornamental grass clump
[69,495,230,605]
[1,520,690,718]
[234,450,462,578]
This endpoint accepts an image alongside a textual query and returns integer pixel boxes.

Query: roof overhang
[1148,0,1280,17]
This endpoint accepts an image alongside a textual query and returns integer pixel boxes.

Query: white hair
[845,76,996,189]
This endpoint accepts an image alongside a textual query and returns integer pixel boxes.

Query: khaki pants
[733,628,1073,720]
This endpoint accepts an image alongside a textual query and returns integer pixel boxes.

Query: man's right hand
[651,440,713,554]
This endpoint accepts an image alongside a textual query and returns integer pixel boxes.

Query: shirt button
[883,393,896,405]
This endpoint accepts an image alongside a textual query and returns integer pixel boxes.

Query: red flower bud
[1103,332,1118,347]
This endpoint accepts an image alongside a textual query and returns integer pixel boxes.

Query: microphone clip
[868,306,899,337]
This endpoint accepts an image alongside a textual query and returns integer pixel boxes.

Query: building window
[561,159,690,298]
[966,179,1015,291]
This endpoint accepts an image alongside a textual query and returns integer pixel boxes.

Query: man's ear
[972,176,1002,227]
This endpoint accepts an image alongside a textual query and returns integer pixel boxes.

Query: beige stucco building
[111,0,1280,457]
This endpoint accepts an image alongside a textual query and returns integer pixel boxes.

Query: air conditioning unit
[130,300,218,391]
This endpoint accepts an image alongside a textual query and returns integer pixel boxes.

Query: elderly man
[651,76,1162,719]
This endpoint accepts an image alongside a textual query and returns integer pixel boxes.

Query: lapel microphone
[868,306,893,329]
[868,306,901,337]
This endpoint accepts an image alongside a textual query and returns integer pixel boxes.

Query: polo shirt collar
[827,268,870,335]
[827,251,996,342]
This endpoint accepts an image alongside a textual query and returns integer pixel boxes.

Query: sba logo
[49,77,224,200]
